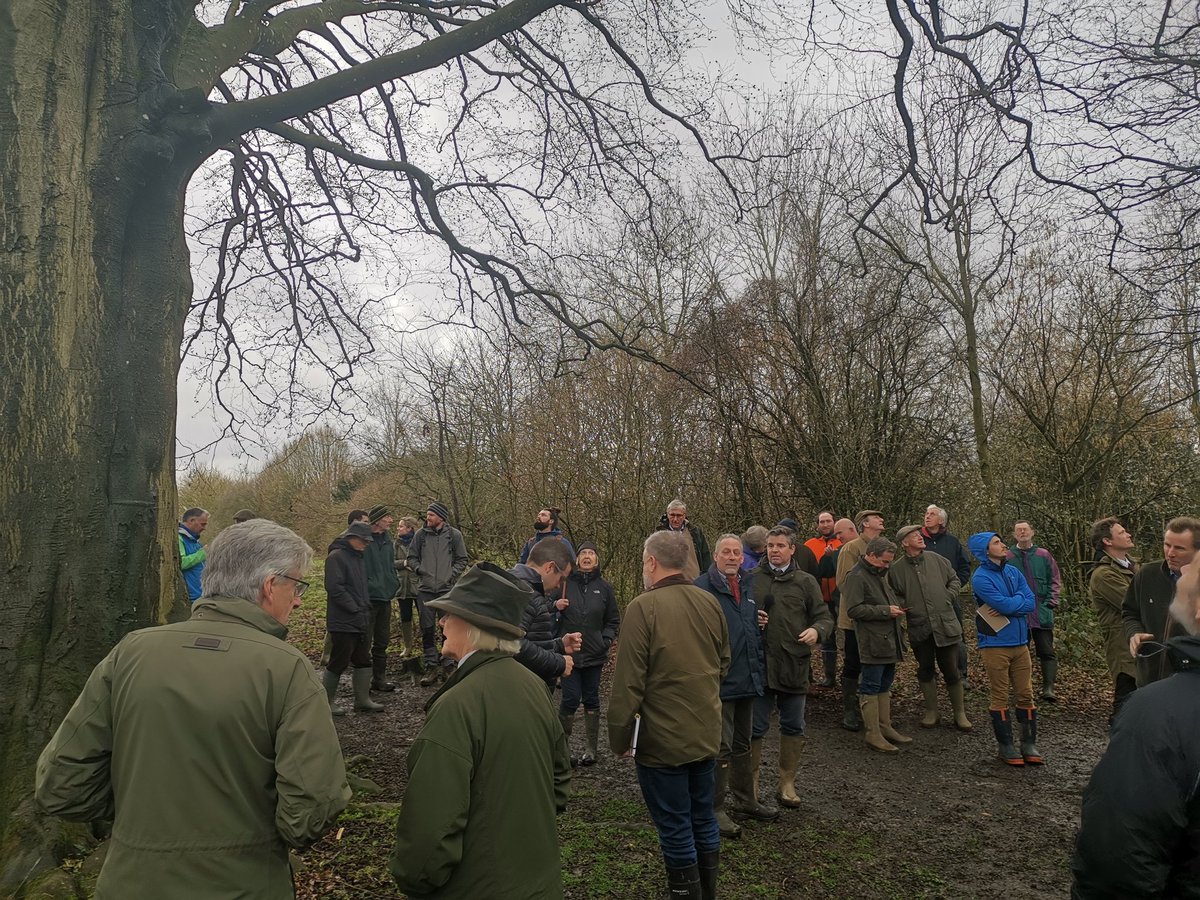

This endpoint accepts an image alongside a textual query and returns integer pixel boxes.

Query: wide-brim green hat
[425,562,531,639]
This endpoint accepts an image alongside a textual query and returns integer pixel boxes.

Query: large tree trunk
[0,2,197,890]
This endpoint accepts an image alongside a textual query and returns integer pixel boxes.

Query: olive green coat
[750,563,834,693]
[391,651,571,898]
[888,552,963,647]
[842,562,905,664]
[35,597,350,900]
[608,575,730,767]
[1090,554,1138,682]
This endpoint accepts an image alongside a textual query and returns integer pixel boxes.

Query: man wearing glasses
[322,520,383,714]
[36,519,349,899]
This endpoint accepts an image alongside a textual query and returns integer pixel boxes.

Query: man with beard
[1123,516,1200,687]
[1088,517,1139,722]
[519,506,575,564]
[1071,556,1200,898]
[411,501,471,685]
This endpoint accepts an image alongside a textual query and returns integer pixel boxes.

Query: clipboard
[976,603,1011,633]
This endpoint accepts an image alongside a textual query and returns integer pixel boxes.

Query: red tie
[730,577,741,605]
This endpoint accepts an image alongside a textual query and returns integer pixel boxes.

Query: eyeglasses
[275,573,310,597]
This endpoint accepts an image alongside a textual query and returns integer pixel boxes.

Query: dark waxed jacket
[325,537,370,634]
[655,515,711,580]
[750,561,833,693]
[365,530,399,602]
[510,564,569,686]
[922,527,972,584]
[1071,634,1200,899]
[696,564,765,701]
[888,551,962,647]
[1123,560,1187,687]
[559,567,620,669]
[843,560,905,664]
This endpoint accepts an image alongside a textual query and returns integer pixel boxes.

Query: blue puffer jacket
[695,564,765,702]
[968,532,1036,648]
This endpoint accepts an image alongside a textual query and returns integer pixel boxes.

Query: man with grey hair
[922,504,972,684]
[656,499,711,581]
[611,530,729,900]
[37,520,350,898]
[178,506,209,603]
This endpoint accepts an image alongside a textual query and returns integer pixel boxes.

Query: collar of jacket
[178,523,200,540]
[425,650,508,711]
[760,561,796,579]
[704,564,737,596]
[1168,634,1200,672]
[860,559,889,577]
[650,573,692,591]
[510,563,545,592]
[922,526,943,539]
[979,556,1007,572]
[572,567,601,584]
[190,595,288,640]
[903,553,924,566]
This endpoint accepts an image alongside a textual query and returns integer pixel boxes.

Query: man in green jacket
[610,530,730,900]
[36,520,350,900]
[391,563,571,898]
[1088,516,1139,722]
[366,504,401,692]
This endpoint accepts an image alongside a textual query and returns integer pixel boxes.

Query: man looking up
[1008,521,1062,701]
[411,501,470,685]
[178,507,209,604]
[519,506,574,564]
[1088,517,1139,722]
[835,510,885,731]
[923,504,972,684]
[1123,516,1200,687]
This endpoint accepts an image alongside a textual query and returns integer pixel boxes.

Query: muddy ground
[292,602,1109,900]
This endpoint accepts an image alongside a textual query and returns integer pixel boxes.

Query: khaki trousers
[980,645,1034,710]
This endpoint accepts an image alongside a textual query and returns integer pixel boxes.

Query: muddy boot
[582,709,600,766]
[697,847,719,900]
[841,676,863,731]
[667,863,702,899]
[399,620,414,657]
[319,633,333,668]
[817,650,837,688]
[559,713,578,767]
[352,668,385,712]
[713,760,741,838]
[419,661,441,687]
[948,681,973,731]
[1016,707,1044,765]
[729,746,778,821]
[860,695,897,753]
[918,679,940,728]
[1040,659,1058,702]
[776,735,803,809]
[371,658,396,692]
[321,669,347,717]
[989,709,1024,766]
[877,692,912,745]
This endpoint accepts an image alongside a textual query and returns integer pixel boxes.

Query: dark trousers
[752,689,807,738]
[821,599,839,653]
[1030,627,1055,662]
[326,631,371,675]
[397,594,415,624]
[912,636,962,686]
[368,601,391,668]
[951,598,969,677]
[636,759,720,869]
[416,591,450,667]
[842,628,862,680]
[719,696,755,759]
[560,665,603,715]
[1112,673,1137,724]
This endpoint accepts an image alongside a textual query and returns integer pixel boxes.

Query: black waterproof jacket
[1071,633,1200,899]
[510,563,568,686]
[559,567,620,669]
[325,538,370,634]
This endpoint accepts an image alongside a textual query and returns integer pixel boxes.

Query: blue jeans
[559,664,603,715]
[859,663,896,695]
[636,759,721,868]
[752,689,807,738]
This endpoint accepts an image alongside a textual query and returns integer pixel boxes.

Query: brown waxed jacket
[1090,553,1138,683]
[835,536,867,629]
[843,561,906,664]
[888,551,963,647]
[608,575,729,767]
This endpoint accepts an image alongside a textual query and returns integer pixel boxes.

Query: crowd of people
[33,499,1200,898]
